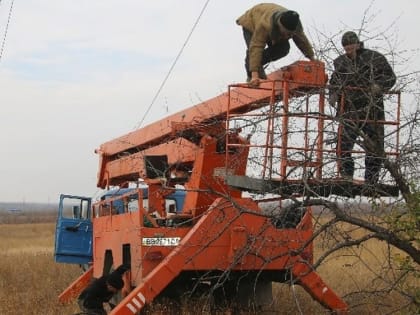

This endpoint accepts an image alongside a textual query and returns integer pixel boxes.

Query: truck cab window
[62,198,90,219]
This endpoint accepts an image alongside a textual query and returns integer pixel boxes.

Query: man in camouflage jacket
[329,31,396,184]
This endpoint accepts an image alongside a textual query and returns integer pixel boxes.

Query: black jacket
[330,47,396,107]
[78,264,130,309]
[78,276,114,309]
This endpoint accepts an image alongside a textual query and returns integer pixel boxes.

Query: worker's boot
[246,71,252,83]
[259,67,267,80]
[339,170,353,182]
[341,174,353,182]
[246,68,266,83]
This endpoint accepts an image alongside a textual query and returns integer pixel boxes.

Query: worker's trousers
[337,98,385,184]
[242,28,290,79]
[77,298,106,315]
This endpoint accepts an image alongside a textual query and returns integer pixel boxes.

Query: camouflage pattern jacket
[330,47,396,112]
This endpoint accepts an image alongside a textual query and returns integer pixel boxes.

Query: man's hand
[370,83,382,95]
[328,93,338,106]
[103,302,113,312]
[308,55,319,62]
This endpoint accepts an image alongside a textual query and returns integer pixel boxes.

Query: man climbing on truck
[236,3,315,87]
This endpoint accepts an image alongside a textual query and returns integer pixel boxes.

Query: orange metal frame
[59,266,93,304]
[110,199,347,314]
[226,67,328,183]
[95,61,327,188]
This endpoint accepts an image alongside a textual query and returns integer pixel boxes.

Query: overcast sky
[0,0,418,203]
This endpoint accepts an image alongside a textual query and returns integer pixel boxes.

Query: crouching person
[78,264,130,315]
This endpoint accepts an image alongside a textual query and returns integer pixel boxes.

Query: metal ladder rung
[285,160,321,167]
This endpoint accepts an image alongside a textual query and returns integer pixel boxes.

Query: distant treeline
[0,202,58,224]
[0,202,56,212]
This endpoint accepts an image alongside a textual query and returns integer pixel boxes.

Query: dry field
[0,222,416,315]
[0,223,81,315]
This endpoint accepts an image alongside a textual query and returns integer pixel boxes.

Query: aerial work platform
[224,61,401,199]
[57,61,402,315]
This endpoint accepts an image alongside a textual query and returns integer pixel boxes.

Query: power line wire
[133,0,211,129]
[0,0,15,63]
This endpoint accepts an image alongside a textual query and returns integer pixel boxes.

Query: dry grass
[0,222,417,315]
[0,210,56,224]
[0,223,81,315]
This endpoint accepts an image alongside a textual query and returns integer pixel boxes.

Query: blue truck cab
[54,187,186,264]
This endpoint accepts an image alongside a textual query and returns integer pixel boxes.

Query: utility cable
[0,0,15,63]
[133,0,211,129]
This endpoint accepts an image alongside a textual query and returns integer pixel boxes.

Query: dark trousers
[77,298,106,315]
[338,98,385,184]
[242,28,290,78]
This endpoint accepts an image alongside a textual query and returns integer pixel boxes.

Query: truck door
[54,194,93,264]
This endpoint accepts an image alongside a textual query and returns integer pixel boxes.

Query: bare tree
[186,10,419,313]
[267,5,420,313]
[211,5,420,314]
